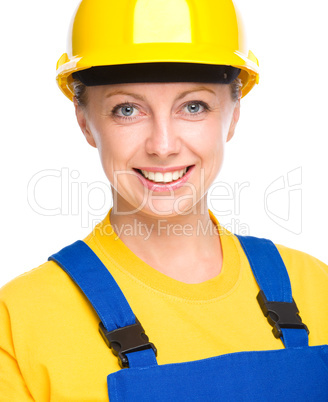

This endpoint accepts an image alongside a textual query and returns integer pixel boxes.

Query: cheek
[182,118,226,159]
[205,111,233,152]
[94,124,143,175]
[190,119,227,188]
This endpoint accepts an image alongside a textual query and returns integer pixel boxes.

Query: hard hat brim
[72,63,241,87]
[57,45,259,101]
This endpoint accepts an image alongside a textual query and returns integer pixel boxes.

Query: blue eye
[184,101,209,115]
[112,103,140,119]
[121,105,134,116]
[187,103,201,113]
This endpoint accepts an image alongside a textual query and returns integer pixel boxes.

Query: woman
[1,0,327,400]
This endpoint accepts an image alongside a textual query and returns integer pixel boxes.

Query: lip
[134,165,190,173]
[133,165,195,192]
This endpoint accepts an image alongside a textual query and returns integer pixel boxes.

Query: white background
[0,0,327,286]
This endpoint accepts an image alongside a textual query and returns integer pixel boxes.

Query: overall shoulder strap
[236,235,309,348]
[48,240,157,368]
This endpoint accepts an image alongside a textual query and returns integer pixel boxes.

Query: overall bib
[49,236,328,401]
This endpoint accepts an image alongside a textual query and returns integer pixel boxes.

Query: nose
[145,115,181,159]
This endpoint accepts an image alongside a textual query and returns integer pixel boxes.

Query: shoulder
[0,260,64,301]
[233,234,328,299]
[275,243,328,282]
[0,260,71,363]
[1,259,69,297]
[274,242,328,300]
[273,243,328,344]
[0,257,85,319]
[0,249,100,350]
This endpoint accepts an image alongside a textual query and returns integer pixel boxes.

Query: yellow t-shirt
[1,211,327,401]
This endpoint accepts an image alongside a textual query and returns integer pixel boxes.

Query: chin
[139,199,201,219]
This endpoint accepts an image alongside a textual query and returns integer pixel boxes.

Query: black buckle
[257,290,309,339]
[99,318,157,368]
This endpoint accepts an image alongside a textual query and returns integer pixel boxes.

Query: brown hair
[72,79,88,108]
[230,77,242,102]
[72,76,242,108]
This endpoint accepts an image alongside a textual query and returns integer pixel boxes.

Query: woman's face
[75,82,240,218]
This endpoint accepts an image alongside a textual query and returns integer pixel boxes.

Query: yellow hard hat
[57,0,259,101]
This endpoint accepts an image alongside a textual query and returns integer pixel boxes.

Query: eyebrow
[105,90,146,101]
[175,87,217,101]
[104,86,216,102]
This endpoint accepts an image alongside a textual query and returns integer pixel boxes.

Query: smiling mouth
[134,166,193,183]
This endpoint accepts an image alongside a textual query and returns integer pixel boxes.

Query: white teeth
[163,172,172,183]
[172,171,179,180]
[140,167,189,183]
[154,172,163,182]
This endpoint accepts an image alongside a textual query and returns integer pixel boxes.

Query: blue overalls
[49,236,328,401]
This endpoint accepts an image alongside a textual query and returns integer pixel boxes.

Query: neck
[109,196,223,283]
